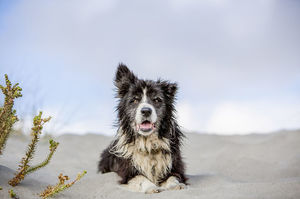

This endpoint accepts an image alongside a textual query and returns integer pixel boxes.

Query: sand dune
[1,130,300,199]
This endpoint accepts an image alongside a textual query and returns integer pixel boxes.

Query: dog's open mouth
[137,120,155,132]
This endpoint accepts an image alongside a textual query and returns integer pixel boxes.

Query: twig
[9,112,58,186]
[0,74,22,155]
[8,189,19,199]
[40,171,87,199]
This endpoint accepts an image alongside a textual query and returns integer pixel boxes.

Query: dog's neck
[109,129,171,158]
[134,133,170,154]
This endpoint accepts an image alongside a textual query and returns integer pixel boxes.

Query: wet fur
[98,64,187,189]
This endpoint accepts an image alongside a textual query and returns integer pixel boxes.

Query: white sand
[1,130,300,199]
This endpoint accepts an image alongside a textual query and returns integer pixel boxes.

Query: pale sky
[0,0,299,135]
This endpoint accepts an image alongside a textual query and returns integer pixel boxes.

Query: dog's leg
[98,148,116,173]
[122,175,162,194]
[160,176,187,190]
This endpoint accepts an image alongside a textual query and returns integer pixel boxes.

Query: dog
[98,64,187,193]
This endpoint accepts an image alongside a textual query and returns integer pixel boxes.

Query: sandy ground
[0,130,300,199]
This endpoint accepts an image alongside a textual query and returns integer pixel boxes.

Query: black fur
[98,63,187,185]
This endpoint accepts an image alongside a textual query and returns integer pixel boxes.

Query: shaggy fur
[98,64,187,193]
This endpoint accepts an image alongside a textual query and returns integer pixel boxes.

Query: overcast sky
[0,0,299,135]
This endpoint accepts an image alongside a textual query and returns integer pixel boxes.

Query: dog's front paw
[145,186,163,194]
[167,182,187,190]
[160,176,187,191]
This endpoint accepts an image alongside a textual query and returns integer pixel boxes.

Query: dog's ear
[160,81,178,100]
[114,63,137,97]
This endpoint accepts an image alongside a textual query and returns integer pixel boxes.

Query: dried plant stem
[26,139,59,174]
[0,74,22,155]
[9,112,58,186]
[40,171,87,199]
[8,189,19,199]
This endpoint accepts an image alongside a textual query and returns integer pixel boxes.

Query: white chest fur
[131,135,172,184]
[110,132,172,184]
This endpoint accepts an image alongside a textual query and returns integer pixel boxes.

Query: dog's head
[115,64,177,136]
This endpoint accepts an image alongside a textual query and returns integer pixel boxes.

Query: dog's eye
[131,97,140,104]
[153,97,162,103]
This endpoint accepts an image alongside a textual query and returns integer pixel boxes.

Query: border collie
[98,64,187,193]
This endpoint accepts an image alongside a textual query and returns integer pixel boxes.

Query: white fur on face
[135,88,157,136]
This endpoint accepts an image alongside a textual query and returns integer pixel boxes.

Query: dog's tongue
[140,121,152,129]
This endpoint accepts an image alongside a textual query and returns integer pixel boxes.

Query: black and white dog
[98,64,187,193]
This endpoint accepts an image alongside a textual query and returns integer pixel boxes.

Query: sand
[1,130,300,199]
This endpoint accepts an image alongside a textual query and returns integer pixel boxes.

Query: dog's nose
[141,107,152,117]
